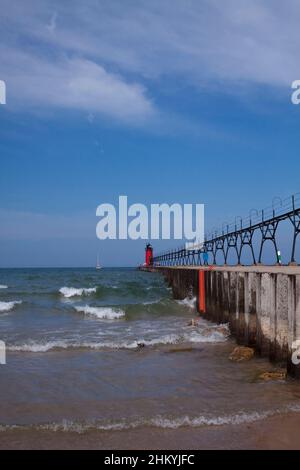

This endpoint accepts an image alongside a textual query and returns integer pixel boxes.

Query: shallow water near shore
[1,267,300,449]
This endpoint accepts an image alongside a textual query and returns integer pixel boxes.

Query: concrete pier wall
[157,266,300,378]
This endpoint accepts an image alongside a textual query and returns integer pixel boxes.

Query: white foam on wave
[59,287,96,298]
[177,297,196,309]
[0,300,22,313]
[8,340,69,352]
[2,405,300,433]
[142,299,162,305]
[133,328,228,346]
[0,285,8,289]
[188,323,230,343]
[74,305,125,319]
[8,339,149,352]
[7,339,141,352]
[150,410,277,428]
[7,324,229,352]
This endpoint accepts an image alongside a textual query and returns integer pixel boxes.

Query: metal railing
[153,192,300,266]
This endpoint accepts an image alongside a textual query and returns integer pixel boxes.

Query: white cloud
[0,45,155,123]
[1,0,300,121]
[11,0,299,86]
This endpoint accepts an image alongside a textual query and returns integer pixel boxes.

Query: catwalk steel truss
[153,193,300,266]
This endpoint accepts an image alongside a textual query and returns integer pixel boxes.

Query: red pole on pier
[198,270,206,313]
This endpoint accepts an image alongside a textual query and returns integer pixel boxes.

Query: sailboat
[96,254,101,270]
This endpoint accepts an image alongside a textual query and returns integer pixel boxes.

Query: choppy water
[1,268,300,443]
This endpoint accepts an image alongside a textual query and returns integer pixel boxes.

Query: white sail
[96,254,101,270]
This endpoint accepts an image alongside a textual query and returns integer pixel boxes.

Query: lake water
[1,268,300,448]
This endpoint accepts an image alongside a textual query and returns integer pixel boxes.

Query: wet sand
[1,412,300,450]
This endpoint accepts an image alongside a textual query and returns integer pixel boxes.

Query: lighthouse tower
[145,243,153,266]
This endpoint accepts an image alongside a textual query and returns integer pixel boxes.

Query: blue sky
[0,0,300,267]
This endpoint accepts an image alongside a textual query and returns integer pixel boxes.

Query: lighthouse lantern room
[145,243,153,266]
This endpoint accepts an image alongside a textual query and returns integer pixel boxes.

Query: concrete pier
[154,265,300,378]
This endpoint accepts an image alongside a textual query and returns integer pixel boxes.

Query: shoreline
[1,412,300,450]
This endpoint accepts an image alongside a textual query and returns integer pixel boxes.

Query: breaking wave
[74,305,125,319]
[59,287,96,298]
[142,299,162,305]
[0,300,22,313]
[8,340,142,352]
[176,297,196,309]
[0,285,8,289]
[7,325,229,352]
[1,405,300,433]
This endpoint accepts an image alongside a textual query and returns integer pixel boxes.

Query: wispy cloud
[1,46,155,123]
[1,0,300,124]
[46,11,57,33]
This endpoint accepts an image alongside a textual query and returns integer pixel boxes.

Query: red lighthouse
[145,243,153,266]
